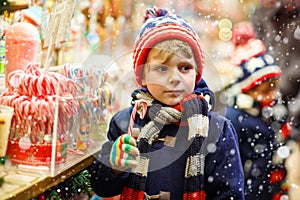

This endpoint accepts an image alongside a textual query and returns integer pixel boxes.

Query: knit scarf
[121,89,209,200]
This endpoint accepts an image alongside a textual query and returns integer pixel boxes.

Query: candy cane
[0,63,81,143]
[127,99,148,136]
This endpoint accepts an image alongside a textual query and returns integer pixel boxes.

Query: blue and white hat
[229,21,281,94]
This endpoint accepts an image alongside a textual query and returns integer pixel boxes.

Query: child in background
[252,4,300,199]
[89,7,244,200]
[224,21,290,200]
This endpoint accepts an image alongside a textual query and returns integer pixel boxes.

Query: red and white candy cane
[127,99,148,136]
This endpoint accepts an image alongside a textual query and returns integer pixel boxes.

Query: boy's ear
[142,78,146,86]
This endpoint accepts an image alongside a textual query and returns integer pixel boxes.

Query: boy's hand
[148,103,181,129]
[110,134,140,171]
[181,94,207,118]
[181,94,209,140]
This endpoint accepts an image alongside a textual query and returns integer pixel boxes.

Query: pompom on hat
[133,6,204,86]
[229,21,282,94]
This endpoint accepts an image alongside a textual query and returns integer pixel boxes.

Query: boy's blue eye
[180,65,194,72]
[157,66,168,72]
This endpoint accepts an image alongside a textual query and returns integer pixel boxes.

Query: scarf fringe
[121,187,145,200]
[183,191,206,200]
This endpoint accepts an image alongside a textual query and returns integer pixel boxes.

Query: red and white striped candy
[127,99,148,136]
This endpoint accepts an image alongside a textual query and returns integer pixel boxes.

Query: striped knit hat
[229,21,281,95]
[133,6,204,86]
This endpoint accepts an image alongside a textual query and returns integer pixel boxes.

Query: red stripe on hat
[241,72,281,93]
[134,25,203,67]
[133,24,204,86]
[134,25,201,66]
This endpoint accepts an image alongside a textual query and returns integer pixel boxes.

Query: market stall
[2,0,298,200]
[0,0,124,199]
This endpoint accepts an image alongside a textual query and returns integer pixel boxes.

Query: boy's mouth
[165,90,183,96]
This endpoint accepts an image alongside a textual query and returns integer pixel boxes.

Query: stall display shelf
[0,130,107,200]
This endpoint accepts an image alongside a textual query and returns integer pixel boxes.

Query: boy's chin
[152,94,182,106]
[159,99,181,106]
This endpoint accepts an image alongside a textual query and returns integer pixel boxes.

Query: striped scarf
[121,89,209,200]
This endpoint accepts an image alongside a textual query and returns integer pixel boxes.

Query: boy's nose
[168,70,181,85]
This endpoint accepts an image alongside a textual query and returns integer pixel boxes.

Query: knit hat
[133,6,204,86]
[229,21,281,95]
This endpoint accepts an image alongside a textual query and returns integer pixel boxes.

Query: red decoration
[269,169,286,184]
[232,22,256,47]
[272,192,282,200]
[36,193,46,200]
[281,123,291,140]
[6,140,67,166]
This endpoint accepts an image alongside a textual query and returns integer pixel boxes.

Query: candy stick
[32,121,37,142]
[25,115,32,142]
[37,116,44,142]
[10,116,16,140]
[44,38,54,74]
[127,99,148,136]
[51,82,60,176]
[15,125,20,139]
[43,0,76,74]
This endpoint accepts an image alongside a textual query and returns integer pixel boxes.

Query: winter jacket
[226,105,287,200]
[89,81,245,200]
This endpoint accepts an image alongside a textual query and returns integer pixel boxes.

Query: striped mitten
[110,134,140,171]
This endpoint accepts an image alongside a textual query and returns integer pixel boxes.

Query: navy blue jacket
[226,106,284,199]
[89,81,245,200]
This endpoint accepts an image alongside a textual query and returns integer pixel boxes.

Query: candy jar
[5,22,40,84]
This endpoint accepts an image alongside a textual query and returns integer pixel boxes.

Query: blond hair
[144,39,196,76]
[147,39,193,63]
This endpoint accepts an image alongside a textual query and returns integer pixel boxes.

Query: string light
[218,18,232,41]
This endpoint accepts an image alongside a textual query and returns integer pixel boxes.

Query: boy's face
[142,51,197,106]
[246,78,280,105]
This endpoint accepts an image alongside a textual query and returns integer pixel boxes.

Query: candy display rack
[0,63,75,171]
[0,65,112,199]
[0,0,124,198]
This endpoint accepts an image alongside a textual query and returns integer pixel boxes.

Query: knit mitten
[181,94,209,140]
[148,103,181,129]
[110,134,140,171]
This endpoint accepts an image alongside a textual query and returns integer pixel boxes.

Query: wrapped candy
[61,64,94,150]
[61,64,114,150]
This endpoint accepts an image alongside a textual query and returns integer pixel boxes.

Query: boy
[224,21,289,200]
[89,7,244,200]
